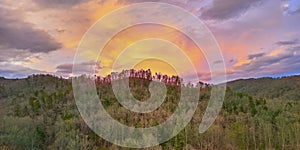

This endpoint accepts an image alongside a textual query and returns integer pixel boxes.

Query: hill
[228,75,300,100]
[0,73,299,149]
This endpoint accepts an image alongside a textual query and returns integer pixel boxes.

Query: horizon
[1,69,299,85]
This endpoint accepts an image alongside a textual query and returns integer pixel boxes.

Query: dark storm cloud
[275,39,299,46]
[56,61,102,74]
[33,0,89,8]
[0,9,62,53]
[200,0,263,20]
[248,53,265,59]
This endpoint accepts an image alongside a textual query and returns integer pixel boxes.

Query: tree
[29,97,41,114]
[13,103,20,117]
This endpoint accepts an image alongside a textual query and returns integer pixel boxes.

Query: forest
[0,73,300,149]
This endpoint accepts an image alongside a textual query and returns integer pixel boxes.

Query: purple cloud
[0,9,62,53]
[275,38,299,46]
[56,61,102,75]
[200,0,263,20]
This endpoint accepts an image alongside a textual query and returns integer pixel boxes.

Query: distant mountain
[228,75,300,100]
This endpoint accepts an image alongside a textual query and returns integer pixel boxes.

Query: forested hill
[0,75,70,98]
[0,74,300,149]
[228,75,300,100]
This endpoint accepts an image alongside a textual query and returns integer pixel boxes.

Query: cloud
[281,0,300,15]
[248,53,265,59]
[0,63,48,78]
[32,0,89,8]
[0,9,62,53]
[116,0,182,4]
[0,47,37,63]
[56,61,102,75]
[237,51,290,72]
[290,8,300,15]
[195,44,299,82]
[229,47,300,79]
[114,0,198,9]
[213,60,223,64]
[287,46,300,52]
[275,38,299,46]
[200,0,263,20]
[0,0,299,80]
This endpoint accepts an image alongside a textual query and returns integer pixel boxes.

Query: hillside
[0,73,299,149]
[228,75,300,100]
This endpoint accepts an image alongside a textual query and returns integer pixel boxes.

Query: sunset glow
[0,0,299,82]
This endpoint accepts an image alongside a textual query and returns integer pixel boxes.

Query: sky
[0,0,300,82]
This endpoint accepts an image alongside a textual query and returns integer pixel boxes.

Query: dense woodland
[0,73,300,149]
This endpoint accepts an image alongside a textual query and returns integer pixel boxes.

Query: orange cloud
[267,49,283,57]
[234,58,251,67]
[25,0,126,51]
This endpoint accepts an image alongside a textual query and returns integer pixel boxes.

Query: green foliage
[54,118,81,149]
[174,129,186,150]
[13,103,21,117]
[229,122,247,149]
[63,113,74,120]
[23,105,29,116]
[228,75,300,100]
[29,96,41,114]
[0,117,46,149]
